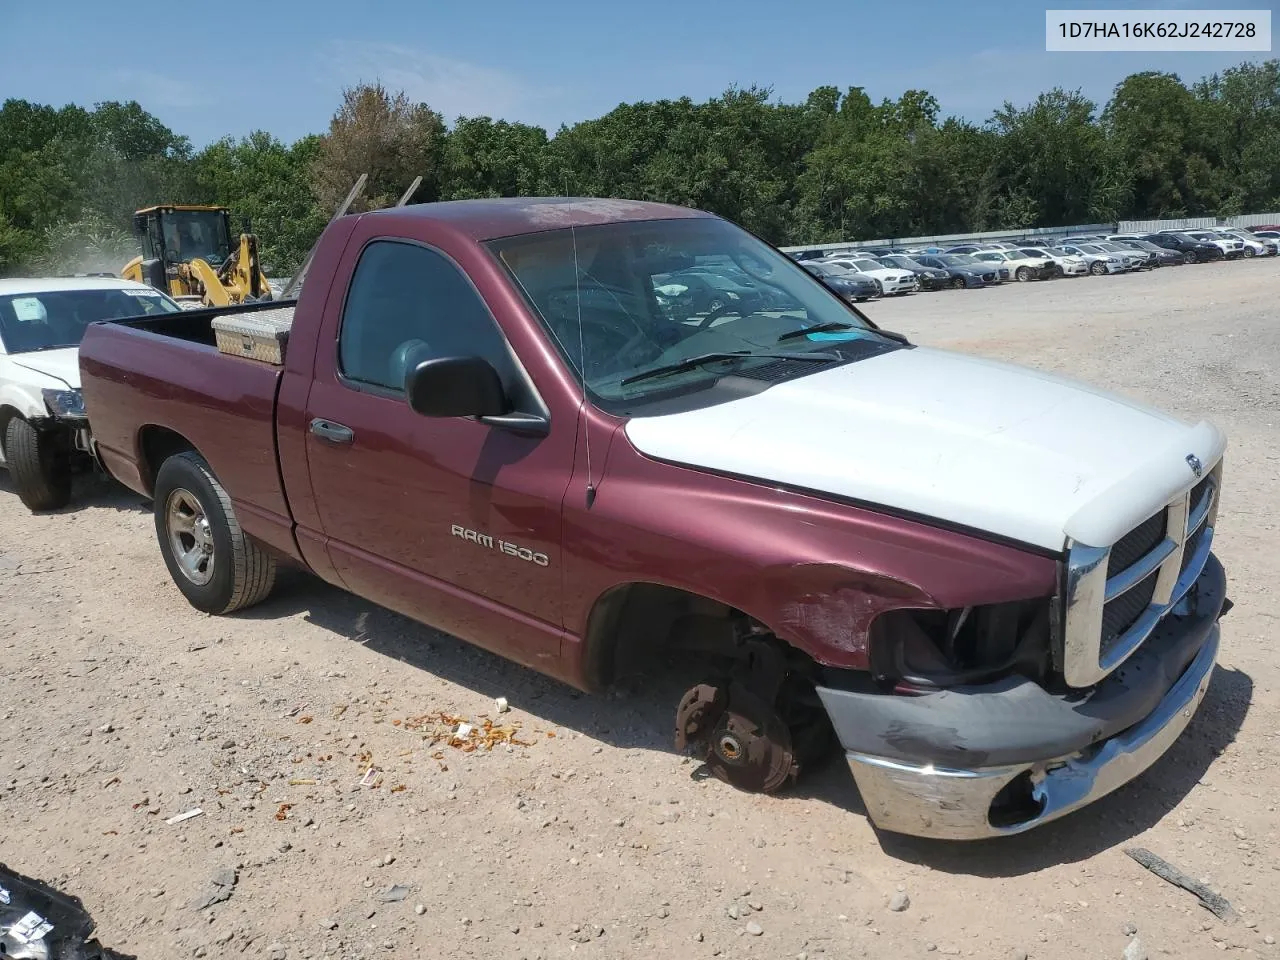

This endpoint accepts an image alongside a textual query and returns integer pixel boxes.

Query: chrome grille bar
[1104,537,1177,602]
[1061,468,1220,688]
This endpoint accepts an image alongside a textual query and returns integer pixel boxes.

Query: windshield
[487,217,897,411]
[1077,244,1106,254]
[160,210,232,266]
[974,252,1006,261]
[882,256,922,269]
[849,259,882,272]
[938,254,978,266]
[1020,249,1047,257]
[0,287,180,353]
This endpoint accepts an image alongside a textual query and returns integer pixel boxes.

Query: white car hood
[6,348,81,390]
[623,346,1225,551]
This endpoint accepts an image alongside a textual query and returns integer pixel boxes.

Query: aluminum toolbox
[211,306,296,364]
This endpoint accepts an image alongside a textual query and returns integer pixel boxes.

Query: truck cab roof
[358,196,712,242]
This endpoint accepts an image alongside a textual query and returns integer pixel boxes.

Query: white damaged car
[0,276,183,510]
[822,256,920,295]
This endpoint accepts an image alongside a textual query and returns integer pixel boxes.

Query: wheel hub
[675,681,797,794]
[166,487,216,586]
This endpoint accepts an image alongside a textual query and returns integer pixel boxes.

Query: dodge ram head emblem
[1186,454,1203,478]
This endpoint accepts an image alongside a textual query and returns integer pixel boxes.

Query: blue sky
[0,0,1269,146]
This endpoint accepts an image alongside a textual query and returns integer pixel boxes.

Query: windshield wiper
[776,321,855,342]
[620,351,832,387]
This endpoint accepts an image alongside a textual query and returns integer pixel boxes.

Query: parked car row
[787,225,1277,299]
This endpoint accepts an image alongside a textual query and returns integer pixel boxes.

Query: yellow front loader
[121,205,272,307]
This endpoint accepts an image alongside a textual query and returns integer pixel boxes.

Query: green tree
[440,117,547,199]
[987,89,1126,226]
[1104,72,1218,218]
[312,83,446,212]
[195,132,326,273]
[1194,59,1280,212]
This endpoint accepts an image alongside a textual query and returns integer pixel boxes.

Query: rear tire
[153,451,276,614]
[5,416,71,511]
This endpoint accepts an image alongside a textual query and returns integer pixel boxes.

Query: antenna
[571,225,596,508]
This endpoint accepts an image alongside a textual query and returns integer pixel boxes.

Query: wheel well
[138,426,196,496]
[581,582,808,692]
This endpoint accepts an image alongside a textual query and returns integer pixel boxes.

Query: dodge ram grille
[1060,460,1222,688]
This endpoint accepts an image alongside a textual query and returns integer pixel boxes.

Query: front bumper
[881,278,919,294]
[816,553,1226,840]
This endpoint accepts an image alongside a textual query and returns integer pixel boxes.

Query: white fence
[1118,212,1280,233]
[781,212,1280,254]
[777,224,1113,254]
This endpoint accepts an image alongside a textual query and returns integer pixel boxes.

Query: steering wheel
[541,283,659,376]
[695,302,746,330]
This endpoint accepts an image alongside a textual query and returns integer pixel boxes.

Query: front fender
[566,441,1060,673]
[0,381,53,421]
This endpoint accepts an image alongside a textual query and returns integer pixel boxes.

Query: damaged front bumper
[815,554,1226,840]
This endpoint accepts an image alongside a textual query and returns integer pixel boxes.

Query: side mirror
[406,356,509,419]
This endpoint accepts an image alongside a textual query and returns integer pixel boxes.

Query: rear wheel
[153,451,276,614]
[4,416,71,512]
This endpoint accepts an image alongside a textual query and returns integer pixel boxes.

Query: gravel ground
[1,259,1278,960]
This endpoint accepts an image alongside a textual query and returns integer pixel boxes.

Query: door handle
[310,418,354,444]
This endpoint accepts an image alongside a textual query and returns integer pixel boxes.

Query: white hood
[7,347,81,390]
[623,347,1225,551]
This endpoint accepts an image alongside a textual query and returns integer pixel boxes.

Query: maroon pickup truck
[79,198,1229,839]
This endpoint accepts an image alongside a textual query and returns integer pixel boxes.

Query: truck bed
[79,302,300,560]
[115,299,297,360]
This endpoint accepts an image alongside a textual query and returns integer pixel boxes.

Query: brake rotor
[675,682,797,794]
[674,683,726,753]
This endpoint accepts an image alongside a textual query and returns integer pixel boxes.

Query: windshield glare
[806,261,846,277]
[488,218,891,406]
[0,287,180,353]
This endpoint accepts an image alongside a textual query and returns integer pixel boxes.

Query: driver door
[303,238,571,663]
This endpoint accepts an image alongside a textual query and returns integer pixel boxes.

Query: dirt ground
[2,259,1277,960]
